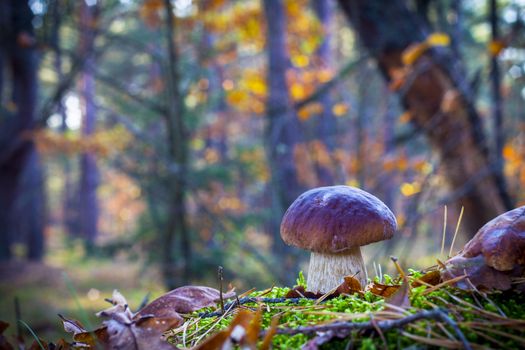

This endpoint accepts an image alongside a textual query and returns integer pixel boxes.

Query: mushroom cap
[280,186,396,253]
[462,205,525,271]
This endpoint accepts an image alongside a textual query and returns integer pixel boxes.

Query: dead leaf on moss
[385,276,411,309]
[61,286,232,349]
[412,270,441,287]
[368,282,400,297]
[138,285,235,317]
[336,275,362,295]
[195,309,261,350]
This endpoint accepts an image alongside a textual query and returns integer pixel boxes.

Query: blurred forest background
[1,0,525,339]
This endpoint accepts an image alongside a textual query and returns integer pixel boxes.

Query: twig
[137,292,150,312]
[199,297,311,318]
[218,266,224,314]
[263,308,472,350]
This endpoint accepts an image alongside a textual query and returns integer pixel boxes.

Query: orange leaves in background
[202,1,264,54]
[225,69,266,114]
[332,102,349,117]
[284,0,322,65]
[31,126,133,157]
[488,40,506,57]
[402,32,450,66]
[391,33,451,92]
[287,67,335,102]
[294,141,334,186]
[139,0,163,28]
[297,102,323,121]
[400,181,421,197]
[99,170,145,239]
[503,134,525,200]
[195,182,247,218]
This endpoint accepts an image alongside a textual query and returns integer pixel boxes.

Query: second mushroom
[280,186,397,293]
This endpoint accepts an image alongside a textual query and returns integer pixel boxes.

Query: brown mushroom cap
[280,186,396,253]
[462,205,525,271]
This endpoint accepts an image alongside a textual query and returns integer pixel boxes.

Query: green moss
[168,273,525,349]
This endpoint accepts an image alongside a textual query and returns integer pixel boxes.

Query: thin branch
[94,71,167,115]
[264,308,472,350]
[198,297,308,318]
[293,56,367,111]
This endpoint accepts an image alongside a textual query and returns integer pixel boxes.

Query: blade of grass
[19,320,45,350]
[62,272,95,331]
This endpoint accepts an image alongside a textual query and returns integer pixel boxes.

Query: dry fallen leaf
[336,275,362,295]
[195,309,261,350]
[61,286,233,349]
[412,270,441,287]
[137,285,235,317]
[368,282,400,298]
[0,321,14,350]
[385,276,411,309]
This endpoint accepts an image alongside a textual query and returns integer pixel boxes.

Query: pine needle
[448,206,464,257]
[440,205,447,257]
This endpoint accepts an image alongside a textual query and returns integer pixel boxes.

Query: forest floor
[0,246,164,342]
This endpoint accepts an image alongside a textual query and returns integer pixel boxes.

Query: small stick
[369,313,387,350]
[390,256,405,278]
[218,266,224,314]
[137,292,150,311]
[448,206,464,257]
[199,297,312,318]
[263,308,472,350]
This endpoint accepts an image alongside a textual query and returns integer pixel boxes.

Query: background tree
[337,0,514,236]
[0,0,42,261]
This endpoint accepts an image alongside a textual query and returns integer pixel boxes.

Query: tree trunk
[0,0,39,260]
[312,0,336,185]
[162,0,191,289]
[263,0,305,282]
[337,0,513,236]
[78,1,99,252]
[18,149,46,260]
[489,0,509,215]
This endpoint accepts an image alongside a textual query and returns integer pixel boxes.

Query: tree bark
[312,0,336,185]
[17,150,46,260]
[337,0,513,236]
[263,0,305,282]
[78,1,99,252]
[489,0,510,216]
[162,0,191,289]
[0,0,39,261]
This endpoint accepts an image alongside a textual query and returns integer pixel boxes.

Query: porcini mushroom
[461,205,525,271]
[280,186,397,293]
[444,205,525,290]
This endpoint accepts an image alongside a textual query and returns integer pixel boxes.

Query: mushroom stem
[307,247,366,293]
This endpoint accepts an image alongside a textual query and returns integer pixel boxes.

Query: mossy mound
[166,272,525,349]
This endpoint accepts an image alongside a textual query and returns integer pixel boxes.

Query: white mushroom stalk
[307,247,366,293]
